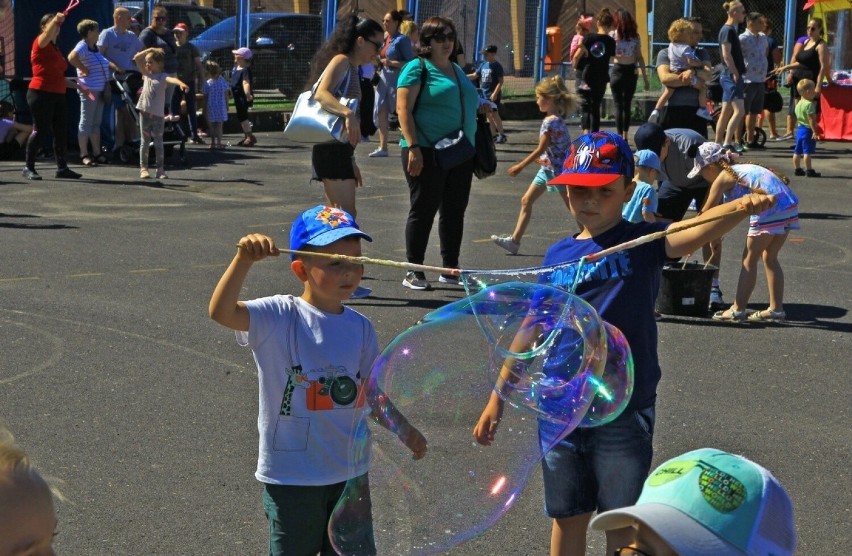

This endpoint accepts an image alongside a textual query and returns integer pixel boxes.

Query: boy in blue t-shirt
[473,132,776,555]
[470,45,506,143]
[622,149,661,223]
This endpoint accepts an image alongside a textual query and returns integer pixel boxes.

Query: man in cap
[634,122,725,310]
[172,22,205,143]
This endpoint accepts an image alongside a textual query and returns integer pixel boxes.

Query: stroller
[113,72,187,165]
[706,64,767,147]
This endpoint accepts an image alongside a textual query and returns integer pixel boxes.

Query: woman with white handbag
[304,16,385,220]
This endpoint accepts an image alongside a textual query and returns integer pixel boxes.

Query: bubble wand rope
[62,0,82,16]
[263,207,747,276]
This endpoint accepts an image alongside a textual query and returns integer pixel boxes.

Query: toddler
[133,47,189,179]
[0,101,32,160]
[623,149,660,223]
[649,19,713,123]
[792,79,821,177]
[202,60,230,149]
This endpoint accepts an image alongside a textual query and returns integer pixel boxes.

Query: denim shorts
[720,71,745,102]
[541,406,655,518]
[262,474,375,556]
[794,125,815,155]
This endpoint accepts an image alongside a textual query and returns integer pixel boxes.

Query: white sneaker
[491,234,519,255]
[368,148,388,158]
[647,110,660,124]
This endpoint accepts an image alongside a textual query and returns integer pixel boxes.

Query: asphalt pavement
[1,121,850,555]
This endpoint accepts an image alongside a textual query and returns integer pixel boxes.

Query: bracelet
[408,144,420,150]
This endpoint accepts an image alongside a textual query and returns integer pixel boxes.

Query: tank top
[794,39,822,80]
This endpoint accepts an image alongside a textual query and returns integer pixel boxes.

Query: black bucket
[656,262,719,317]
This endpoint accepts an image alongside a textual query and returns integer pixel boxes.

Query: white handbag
[283,65,358,144]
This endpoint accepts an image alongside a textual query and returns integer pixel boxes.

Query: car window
[252,18,308,46]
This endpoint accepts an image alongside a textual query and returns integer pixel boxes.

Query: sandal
[94,153,109,164]
[747,309,786,323]
[712,308,748,322]
[81,155,97,167]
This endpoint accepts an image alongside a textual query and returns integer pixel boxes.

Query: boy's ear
[624,179,636,200]
[290,259,309,282]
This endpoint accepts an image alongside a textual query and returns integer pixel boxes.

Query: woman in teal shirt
[397,16,479,291]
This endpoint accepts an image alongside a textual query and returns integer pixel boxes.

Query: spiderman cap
[548,131,635,187]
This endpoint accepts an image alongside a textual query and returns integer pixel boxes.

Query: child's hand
[181,83,189,93]
[737,193,776,215]
[398,424,428,460]
[472,398,504,446]
[235,233,280,262]
[507,163,522,177]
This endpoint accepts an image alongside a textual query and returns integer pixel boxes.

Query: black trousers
[660,105,708,138]
[401,147,474,270]
[25,89,68,170]
[579,83,607,132]
[609,64,638,135]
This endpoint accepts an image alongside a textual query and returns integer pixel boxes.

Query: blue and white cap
[590,448,797,555]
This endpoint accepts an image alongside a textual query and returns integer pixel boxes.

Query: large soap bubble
[579,322,634,427]
[329,282,633,555]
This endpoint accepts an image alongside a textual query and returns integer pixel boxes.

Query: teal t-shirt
[397,58,479,148]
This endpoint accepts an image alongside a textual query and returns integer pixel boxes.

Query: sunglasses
[365,38,383,50]
[807,25,819,30]
[430,32,456,44]
[154,16,167,21]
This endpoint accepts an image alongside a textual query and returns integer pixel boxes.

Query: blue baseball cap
[590,448,797,556]
[548,131,634,187]
[634,149,661,173]
[288,205,372,259]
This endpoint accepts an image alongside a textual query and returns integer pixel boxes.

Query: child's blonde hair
[400,20,418,39]
[0,426,64,501]
[534,75,576,116]
[667,19,694,43]
[796,78,815,95]
[205,60,222,78]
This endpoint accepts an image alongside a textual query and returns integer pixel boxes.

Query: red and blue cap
[548,131,634,187]
[289,205,372,259]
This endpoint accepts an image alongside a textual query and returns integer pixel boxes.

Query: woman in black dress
[571,8,616,133]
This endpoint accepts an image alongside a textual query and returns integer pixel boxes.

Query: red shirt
[30,38,68,94]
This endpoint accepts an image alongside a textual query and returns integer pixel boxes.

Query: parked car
[117,2,226,38]
[190,12,322,96]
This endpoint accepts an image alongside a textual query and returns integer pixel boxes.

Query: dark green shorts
[262,474,375,556]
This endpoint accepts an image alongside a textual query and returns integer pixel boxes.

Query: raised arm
[37,13,64,49]
[209,234,280,331]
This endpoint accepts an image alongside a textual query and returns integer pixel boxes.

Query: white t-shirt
[237,295,378,486]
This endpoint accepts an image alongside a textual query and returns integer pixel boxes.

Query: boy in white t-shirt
[209,205,427,555]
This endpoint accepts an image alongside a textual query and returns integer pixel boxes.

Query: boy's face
[640,166,659,183]
[296,238,364,308]
[567,177,634,237]
[800,87,816,101]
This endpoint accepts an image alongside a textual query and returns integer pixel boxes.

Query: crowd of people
[14,6,262,181]
[4,5,818,555]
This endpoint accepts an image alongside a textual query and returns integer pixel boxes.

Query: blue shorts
[533,167,563,192]
[541,406,655,518]
[720,71,745,102]
[794,125,816,155]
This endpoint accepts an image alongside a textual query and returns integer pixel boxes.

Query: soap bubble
[579,322,634,427]
[329,282,631,554]
[590,40,607,58]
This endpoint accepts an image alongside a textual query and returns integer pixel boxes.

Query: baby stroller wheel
[754,127,767,147]
[119,145,133,164]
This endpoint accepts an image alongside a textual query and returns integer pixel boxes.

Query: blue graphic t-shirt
[476,60,504,97]
[540,220,669,411]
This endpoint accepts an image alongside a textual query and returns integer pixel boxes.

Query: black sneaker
[438,274,460,285]
[805,169,821,177]
[22,167,42,180]
[191,135,206,145]
[402,271,431,291]
[746,141,765,150]
[55,167,82,179]
[794,168,806,176]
